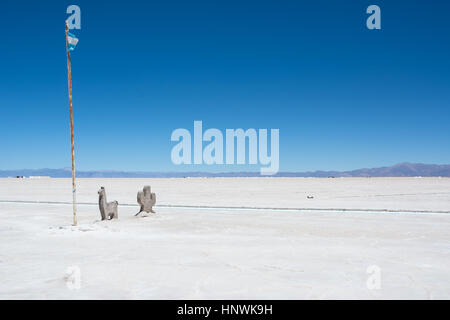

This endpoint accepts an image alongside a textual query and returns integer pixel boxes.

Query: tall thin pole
[65,21,77,226]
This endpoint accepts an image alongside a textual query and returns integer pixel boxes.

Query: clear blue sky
[0,0,449,172]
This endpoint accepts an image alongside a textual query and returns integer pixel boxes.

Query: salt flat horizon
[0,177,449,299]
[1,177,449,212]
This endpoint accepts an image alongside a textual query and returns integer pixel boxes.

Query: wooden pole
[65,21,77,226]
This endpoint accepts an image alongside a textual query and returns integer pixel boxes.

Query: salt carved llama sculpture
[98,187,118,220]
[135,185,156,216]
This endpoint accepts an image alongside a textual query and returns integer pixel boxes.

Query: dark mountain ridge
[1,163,450,178]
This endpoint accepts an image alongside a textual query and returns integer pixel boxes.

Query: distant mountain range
[1,163,450,178]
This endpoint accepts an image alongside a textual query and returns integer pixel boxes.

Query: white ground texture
[0,177,449,299]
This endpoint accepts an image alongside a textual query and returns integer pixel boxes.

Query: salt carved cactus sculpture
[136,185,156,216]
[98,187,118,220]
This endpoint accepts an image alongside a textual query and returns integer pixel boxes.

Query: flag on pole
[67,32,79,51]
[65,20,78,226]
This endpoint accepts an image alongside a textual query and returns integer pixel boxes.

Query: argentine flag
[67,32,79,51]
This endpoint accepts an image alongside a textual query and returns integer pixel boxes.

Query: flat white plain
[0,177,449,299]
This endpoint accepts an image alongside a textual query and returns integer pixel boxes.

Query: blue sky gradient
[0,0,449,172]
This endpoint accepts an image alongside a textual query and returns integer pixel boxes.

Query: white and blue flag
[67,32,79,51]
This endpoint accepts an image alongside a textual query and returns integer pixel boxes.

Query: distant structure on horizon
[13,176,51,179]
